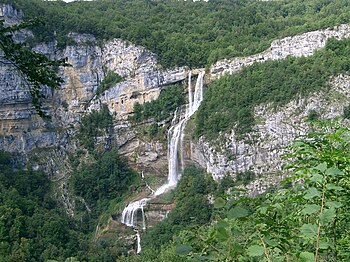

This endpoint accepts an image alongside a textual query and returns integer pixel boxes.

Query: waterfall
[188,71,193,113]
[121,198,149,229]
[120,71,205,253]
[136,230,142,254]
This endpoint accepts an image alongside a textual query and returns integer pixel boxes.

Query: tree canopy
[5,0,350,68]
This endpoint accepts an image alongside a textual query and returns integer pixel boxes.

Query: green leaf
[319,208,336,225]
[216,227,229,242]
[271,203,283,210]
[227,206,249,219]
[315,162,327,172]
[258,206,268,215]
[216,220,229,229]
[175,245,192,255]
[294,141,306,148]
[264,237,278,247]
[303,187,321,200]
[299,251,315,262]
[319,240,329,250]
[300,223,318,239]
[325,167,343,176]
[233,243,244,253]
[302,204,320,215]
[214,197,226,209]
[246,245,264,257]
[310,173,323,183]
[325,201,342,209]
[326,184,344,191]
[193,254,208,261]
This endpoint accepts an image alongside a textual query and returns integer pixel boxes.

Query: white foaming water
[121,198,149,229]
[136,230,142,254]
[154,117,187,195]
[155,71,205,195]
[120,71,205,252]
[188,71,193,113]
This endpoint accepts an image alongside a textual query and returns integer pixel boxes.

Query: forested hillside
[196,37,350,139]
[1,0,350,261]
[6,0,350,67]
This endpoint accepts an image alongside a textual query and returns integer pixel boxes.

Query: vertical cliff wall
[0,4,188,159]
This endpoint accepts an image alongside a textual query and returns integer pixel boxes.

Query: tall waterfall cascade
[120,71,205,253]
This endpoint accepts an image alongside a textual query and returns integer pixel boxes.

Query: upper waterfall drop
[120,71,205,251]
[155,71,205,195]
[188,71,193,114]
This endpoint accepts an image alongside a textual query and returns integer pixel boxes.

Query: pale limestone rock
[211,24,350,79]
[190,75,350,185]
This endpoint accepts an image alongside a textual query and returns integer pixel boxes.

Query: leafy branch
[0,19,69,117]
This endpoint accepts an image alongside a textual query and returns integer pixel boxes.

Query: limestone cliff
[189,24,350,194]
[0,3,187,160]
[2,3,350,198]
[210,24,350,79]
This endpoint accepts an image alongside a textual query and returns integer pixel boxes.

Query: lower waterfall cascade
[120,71,205,253]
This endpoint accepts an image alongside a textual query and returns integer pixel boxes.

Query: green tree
[0,20,68,116]
[157,119,350,261]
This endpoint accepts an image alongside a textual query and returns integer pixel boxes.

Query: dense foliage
[130,84,184,123]
[0,108,138,260]
[138,120,350,261]
[6,0,350,68]
[71,149,138,216]
[0,151,86,261]
[77,104,113,152]
[196,37,350,139]
[74,105,139,218]
[142,167,215,257]
[0,142,138,261]
[96,71,124,97]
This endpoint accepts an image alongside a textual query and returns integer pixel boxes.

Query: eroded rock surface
[190,75,350,194]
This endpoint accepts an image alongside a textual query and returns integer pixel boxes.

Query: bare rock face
[210,24,350,79]
[190,75,350,195]
[0,4,23,25]
[0,4,187,158]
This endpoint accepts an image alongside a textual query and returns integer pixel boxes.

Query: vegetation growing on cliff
[0,20,68,117]
[196,37,350,139]
[3,1,350,261]
[6,0,350,68]
[77,104,113,152]
[134,120,350,261]
[0,151,86,261]
[71,149,138,217]
[142,166,215,259]
[0,142,139,261]
[96,71,124,97]
[130,84,184,124]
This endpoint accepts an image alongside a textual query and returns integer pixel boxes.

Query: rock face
[0,4,187,158]
[210,24,350,79]
[190,75,350,194]
[185,23,350,194]
[0,4,23,25]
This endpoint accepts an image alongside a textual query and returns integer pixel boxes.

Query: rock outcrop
[190,75,350,194]
[210,24,350,79]
[0,4,187,157]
